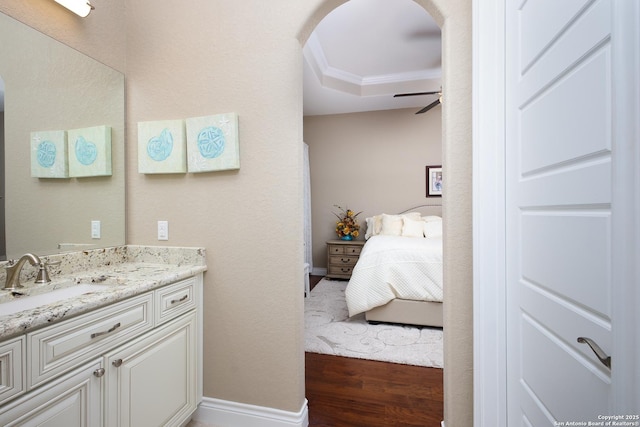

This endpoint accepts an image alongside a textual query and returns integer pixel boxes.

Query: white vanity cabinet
[0,358,103,426]
[0,337,25,406]
[0,274,203,427]
[105,311,197,427]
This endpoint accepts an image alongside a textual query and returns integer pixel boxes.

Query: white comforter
[345,235,443,317]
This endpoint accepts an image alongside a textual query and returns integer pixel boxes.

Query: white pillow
[364,215,384,239]
[364,217,375,239]
[403,212,423,221]
[380,214,403,236]
[422,215,442,222]
[423,218,443,237]
[401,216,425,237]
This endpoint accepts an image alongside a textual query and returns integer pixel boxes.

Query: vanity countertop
[0,245,207,340]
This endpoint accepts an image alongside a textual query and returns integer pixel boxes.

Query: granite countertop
[0,246,207,340]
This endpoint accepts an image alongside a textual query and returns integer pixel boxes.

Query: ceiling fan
[393,90,442,114]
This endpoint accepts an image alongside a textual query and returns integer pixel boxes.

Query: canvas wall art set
[30,125,112,178]
[137,113,239,174]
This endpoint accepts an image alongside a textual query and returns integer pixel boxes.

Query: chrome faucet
[4,253,43,290]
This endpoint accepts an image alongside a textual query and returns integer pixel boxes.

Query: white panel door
[505,0,638,424]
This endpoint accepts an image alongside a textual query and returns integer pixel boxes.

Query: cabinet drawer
[329,255,359,267]
[328,265,355,277]
[328,245,345,255]
[0,336,25,405]
[28,293,153,389]
[343,245,362,256]
[328,244,362,256]
[155,277,197,325]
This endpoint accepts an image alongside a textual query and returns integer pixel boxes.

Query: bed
[344,206,443,327]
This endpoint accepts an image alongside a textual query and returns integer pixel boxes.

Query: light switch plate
[91,220,101,239]
[158,221,169,240]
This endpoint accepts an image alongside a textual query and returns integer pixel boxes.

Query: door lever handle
[577,337,611,369]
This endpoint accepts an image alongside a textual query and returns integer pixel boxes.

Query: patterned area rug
[305,278,443,368]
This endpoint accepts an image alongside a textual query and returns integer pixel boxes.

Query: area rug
[304,278,443,368]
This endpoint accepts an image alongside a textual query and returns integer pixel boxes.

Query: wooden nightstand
[325,240,365,279]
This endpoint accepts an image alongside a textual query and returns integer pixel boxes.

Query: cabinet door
[0,359,102,427]
[0,336,25,405]
[105,312,197,427]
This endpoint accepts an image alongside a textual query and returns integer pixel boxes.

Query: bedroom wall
[303,107,442,271]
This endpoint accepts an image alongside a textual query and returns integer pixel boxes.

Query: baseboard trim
[192,397,309,427]
[311,267,326,276]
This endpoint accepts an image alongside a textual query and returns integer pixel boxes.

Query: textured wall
[124,1,325,412]
[426,1,474,426]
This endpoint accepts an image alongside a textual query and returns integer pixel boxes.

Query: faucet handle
[34,260,61,284]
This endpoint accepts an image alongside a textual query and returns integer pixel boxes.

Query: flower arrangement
[333,205,362,240]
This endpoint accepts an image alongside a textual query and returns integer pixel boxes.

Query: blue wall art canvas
[30,130,69,178]
[137,119,186,174]
[186,113,239,173]
[67,125,112,177]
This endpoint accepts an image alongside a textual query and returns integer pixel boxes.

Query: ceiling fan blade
[393,91,440,98]
[415,98,441,115]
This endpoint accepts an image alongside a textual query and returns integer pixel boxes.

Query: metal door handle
[577,337,611,369]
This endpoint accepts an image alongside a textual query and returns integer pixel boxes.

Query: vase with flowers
[333,205,361,241]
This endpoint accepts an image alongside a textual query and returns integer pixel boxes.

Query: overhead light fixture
[54,0,94,17]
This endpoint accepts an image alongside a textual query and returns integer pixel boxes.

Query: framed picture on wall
[426,165,442,197]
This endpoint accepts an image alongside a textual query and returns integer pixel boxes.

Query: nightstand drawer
[343,245,362,256]
[329,245,362,256]
[329,255,358,267]
[328,245,345,255]
[328,265,355,277]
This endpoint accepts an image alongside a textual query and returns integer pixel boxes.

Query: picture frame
[67,125,112,177]
[137,119,187,174]
[426,165,442,197]
[186,112,240,173]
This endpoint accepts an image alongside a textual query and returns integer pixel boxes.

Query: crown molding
[303,32,441,97]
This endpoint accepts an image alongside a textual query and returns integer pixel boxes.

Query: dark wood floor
[305,276,444,427]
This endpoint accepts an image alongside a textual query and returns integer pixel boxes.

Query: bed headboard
[398,204,442,217]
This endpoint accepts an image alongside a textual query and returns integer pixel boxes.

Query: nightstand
[325,240,365,279]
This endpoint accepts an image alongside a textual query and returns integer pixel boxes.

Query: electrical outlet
[158,221,169,241]
[91,220,101,239]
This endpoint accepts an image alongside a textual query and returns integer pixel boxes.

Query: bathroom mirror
[0,12,125,260]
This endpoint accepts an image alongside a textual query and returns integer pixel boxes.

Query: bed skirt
[365,299,443,328]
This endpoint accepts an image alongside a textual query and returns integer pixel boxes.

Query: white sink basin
[0,284,110,317]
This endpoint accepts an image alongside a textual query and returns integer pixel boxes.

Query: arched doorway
[298,1,473,425]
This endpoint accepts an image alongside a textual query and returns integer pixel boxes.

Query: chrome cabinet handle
[112,358,123,368]
[577,337,611,369]
[91,322,121,339]
[93,368,105,377]
[170,295,188,305]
